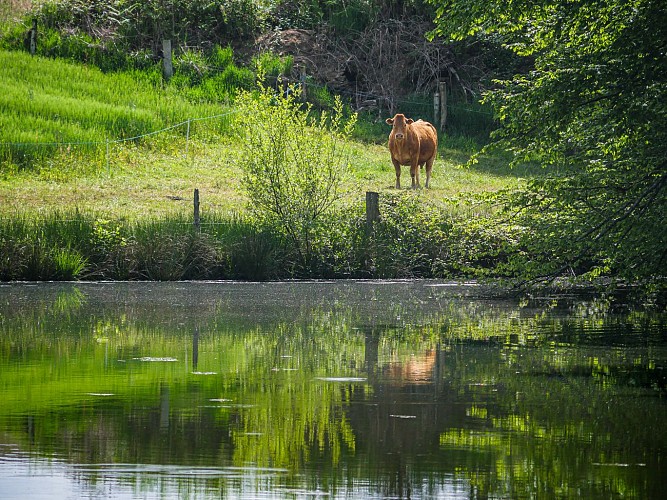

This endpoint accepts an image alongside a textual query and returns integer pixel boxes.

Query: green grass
[0,50,232,166]
[0,49,547,280]
[0,49,541,219]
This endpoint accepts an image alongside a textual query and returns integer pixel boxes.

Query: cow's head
[386,114,413,141]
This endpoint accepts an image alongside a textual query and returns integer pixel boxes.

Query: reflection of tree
[0,283,664,498]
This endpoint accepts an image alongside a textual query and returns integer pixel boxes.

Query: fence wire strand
[0,110,239,149]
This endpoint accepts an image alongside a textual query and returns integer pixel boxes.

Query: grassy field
[0,137,525,218]
[0,50,531,220]
[0,49,543,280]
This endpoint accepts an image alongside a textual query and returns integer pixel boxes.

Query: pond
[0,281,665,499]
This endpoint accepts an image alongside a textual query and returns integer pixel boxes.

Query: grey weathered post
[366,191,380,235]
[193,188,200,230]
[29,18,37,55]
[299,65,307,101]
[162,39,173,81]
[439,81,448,131]
[433,91,440,128]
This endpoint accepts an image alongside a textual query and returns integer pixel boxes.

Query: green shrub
[310,203,368,278]
[222,217,285,280]
[0,204,524,282]
[234,83,357,275]
[369,193,454,278]
[23,0,264,66]
[131,218,219,280]
[200,64,255,102]
[268,0,324,30]
[210,45,234,69]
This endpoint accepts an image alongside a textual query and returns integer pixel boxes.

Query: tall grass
[0,50,233,168]
[0,199,516,282]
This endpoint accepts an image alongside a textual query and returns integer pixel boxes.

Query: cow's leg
[410,161,420,189]
[392,159,401,189]
[424,158,434,188]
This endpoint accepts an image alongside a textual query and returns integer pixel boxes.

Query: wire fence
[0,110,238,149]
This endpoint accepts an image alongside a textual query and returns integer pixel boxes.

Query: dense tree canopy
[430,0,667,284]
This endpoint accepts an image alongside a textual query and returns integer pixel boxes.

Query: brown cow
[386,114,438,189]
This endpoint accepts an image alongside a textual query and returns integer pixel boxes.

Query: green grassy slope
[0,49,527,218]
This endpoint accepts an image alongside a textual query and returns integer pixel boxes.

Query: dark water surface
[0,281,665,499]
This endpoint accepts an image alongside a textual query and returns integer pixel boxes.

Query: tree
[429,0,667,285]
[234,84,357,274]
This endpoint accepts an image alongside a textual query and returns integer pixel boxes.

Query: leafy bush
[221,217,286,280]
[0,204,526,282]
[268,0,324,30]
[253,52,293,85]
[234,83,357,274]
[370,193,454,278]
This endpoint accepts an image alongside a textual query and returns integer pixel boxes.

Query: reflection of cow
[384,350,436,385]
[386,114,438,189]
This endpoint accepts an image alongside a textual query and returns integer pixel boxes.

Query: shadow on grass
[441,144,546,180]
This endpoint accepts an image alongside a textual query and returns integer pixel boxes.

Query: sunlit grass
[0,49,545,220]
[0,48,547,280]
[0,50,232,166]
[0,135,535,218]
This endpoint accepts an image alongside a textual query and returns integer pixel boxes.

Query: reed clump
[0,199,515,281]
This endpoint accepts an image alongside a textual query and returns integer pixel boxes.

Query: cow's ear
[406,118,414,124]
[385,118,394,125]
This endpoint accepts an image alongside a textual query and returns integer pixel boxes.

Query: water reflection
[0,282,665,499]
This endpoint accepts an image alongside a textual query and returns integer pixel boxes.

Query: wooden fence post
[193,188,200,230]
[29,18,37,55]
[438,81,448,132]
[366,191,380,235]
[192,326,199,371]
[299,65,307,102]
[433,91,440,128]
[162,39,173,81]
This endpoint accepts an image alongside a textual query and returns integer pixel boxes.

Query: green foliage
[268,0,325,30]
[131,220,222,280]
[252,52,293,86]
[266,0,434,32]
[29,0,264,60]
[234,83,357,274]
[326,0,379,34]
[308,84,336,110]
[431,0,667,285]
[370,193,453,278]
[0,201,518,281]
[214,216,285,280]
[0,211,94,280]
[92,218,126,254]
[211,45,234,69]
[164,45,255,102]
